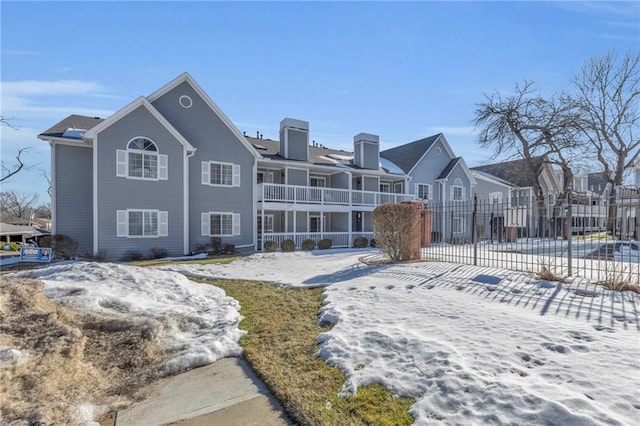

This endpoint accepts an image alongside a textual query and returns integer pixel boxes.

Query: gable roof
[471,156,548,188]
[147,72,260,159]
[471,169,516,187]
[379,134,441,174]
[437,157,462,180]
[81,97,195,153]
[38,114,104,140]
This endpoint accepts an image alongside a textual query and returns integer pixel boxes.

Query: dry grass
[204,279,415,426]
[0,277,168,424]
[595,264,640,294]
[130,255,241,267]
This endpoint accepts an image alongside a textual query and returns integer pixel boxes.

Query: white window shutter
[450,186,454,201]
[116,150,127,177]
[158,154,168,180]
[233,164,241,187]
[201,162,210,185]
[414,183,419,197]
[158,211,168,236]
[233,213,241,235]
[117,210,128,237]
[201,212,210,236]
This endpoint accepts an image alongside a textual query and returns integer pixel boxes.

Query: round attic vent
[179,95,193,108]
[436,147,442,154]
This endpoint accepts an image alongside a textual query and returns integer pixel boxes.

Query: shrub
[193,243,210,254]
[148,247,168,260]
[318,239,332,250]
[301,239,315,251]
[3,242,21,251]
[370,238,377,248]
[82,251,107,262]
[51,234,78,260]
[372,204,420,262]
[264,241,278,252]
[39,235,52,248]
[223,243,236,254]
[210,237,223,254]
[353,237,369,248]
[122,250,144,261]
[281,239,296,252]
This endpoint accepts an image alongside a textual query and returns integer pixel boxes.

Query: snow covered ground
[158,249,640,425]
[11,262,244,374]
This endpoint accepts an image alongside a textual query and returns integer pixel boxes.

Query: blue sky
[2,1,639,202]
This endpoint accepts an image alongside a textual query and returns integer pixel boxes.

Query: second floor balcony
[258,183,414,208]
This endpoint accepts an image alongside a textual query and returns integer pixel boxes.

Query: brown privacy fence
[420,190,639,285]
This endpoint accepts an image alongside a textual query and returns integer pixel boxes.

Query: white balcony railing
[258,183,414,207]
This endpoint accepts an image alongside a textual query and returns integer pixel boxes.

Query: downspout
[185,148,196,255]
[49,142,56,234]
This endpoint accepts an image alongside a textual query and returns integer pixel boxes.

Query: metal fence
[422,189,640,285]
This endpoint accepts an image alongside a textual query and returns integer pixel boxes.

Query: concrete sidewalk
[104,357,290,426]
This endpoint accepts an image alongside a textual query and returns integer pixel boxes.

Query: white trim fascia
[146,72,262,159]
[471,170,514,189]
[407,133,456,176]
[38,136,92,147]
[93,134,99,254]
[82,97,195,153]
[50,142,56,234]
[458,158,477,186]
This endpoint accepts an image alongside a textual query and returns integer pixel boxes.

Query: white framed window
[257,214,274,234]
[415,183,432,200]
[380,182,391,193]
[489,191,503,204]
[310,176,326,187]
[309,215,325,233]
[116,137,168,181]
[394,182,403,194]
[116,209,168,238]
[453,217,464,234]
[201,212,240,236]
[202,161,240,187]
[451,178,465,201]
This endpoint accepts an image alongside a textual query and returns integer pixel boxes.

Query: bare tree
[0,190,39,222]
[573,50,640,193]
[475,82,583,236]
[1,116,32,183]
[372,204,420,262]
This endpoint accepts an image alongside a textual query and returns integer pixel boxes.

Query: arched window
[451,178,465,201]
[116,137,167,181]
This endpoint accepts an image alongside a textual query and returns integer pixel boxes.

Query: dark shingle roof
[471,156,547,188]
[587,172,610,193]
[379,134,441,173]
[471,169,516,187]
[39,114,104,139]
[437,157,462,180]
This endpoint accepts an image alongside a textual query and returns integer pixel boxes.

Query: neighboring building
[470,169,516,241]
[380,134,477,242]
[0,223,49,245]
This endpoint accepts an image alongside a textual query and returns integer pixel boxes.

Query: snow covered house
[38,73,420,259]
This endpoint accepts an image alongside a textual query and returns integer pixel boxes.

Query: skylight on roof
[62,128,87,139]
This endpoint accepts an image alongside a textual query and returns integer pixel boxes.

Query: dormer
[354,133,379,170]
[279,118,309,161]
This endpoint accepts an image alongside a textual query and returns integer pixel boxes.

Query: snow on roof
[379,157,405,175]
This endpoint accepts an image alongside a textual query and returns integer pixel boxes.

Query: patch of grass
[130,256,241,267]
[201,279,415,425]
